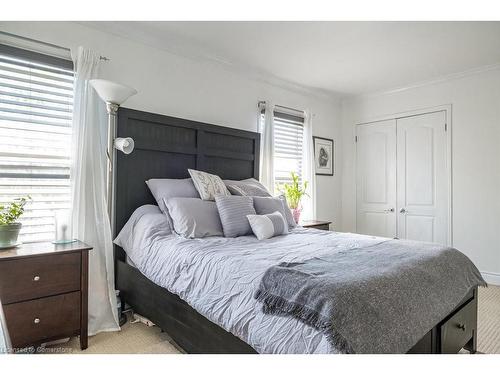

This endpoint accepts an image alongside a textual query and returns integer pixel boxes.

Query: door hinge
[355,135,358,143]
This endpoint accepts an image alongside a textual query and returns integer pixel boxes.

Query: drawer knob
[457,323,466,331]
[33,276,40,282]
[34,318,41,324]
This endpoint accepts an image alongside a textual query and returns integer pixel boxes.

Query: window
[0,44,74,243]
[260,105,305,189]
[273,109,305,187]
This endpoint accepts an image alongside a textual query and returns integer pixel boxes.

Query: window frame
[0,44,73,71]
[261,105,306,190]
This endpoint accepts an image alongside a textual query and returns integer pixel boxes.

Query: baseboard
[481,271,500,286]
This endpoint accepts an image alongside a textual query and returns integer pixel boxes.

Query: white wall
[0,21,342,224]
[341,69,500,283]
[8,21,494,281]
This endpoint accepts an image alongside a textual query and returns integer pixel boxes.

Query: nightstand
[0,241,92,351]
[300,220,332,231]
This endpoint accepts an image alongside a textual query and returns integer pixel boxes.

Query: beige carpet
[477,285,500,353]
[45,314,181,354]
[50,285,500,354]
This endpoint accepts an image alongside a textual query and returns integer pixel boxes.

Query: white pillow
[247,211,289,240]
[188,169,230,201]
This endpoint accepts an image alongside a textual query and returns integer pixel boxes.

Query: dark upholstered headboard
[115,108,260,258]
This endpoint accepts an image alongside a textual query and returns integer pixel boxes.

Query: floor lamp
[89,79,137,326]
[89,79,137,235]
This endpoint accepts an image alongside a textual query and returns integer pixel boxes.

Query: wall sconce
[89,79,137,233]
[114,137,134,155]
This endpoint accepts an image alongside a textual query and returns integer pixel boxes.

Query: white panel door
[356,120,397,238]
[396,111,448,245]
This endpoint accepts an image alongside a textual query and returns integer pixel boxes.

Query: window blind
[274,110,304,187]
[260,105,305,188]
[0,45,74,243]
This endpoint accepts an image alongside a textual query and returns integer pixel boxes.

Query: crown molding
[347,62,500,101]
[77,22,342,103]
[77,22,500,104]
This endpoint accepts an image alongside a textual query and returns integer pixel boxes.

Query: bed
[114,108,482,354]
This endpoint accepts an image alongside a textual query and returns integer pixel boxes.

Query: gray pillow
[223,178,271,197]
[247,211,289,240]
[164,197,223,238]
[114,205,169,252]
[215,195,256,238]
[252,196,296,228]
[146,178,200,214]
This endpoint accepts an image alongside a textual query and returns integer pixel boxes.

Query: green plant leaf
[0,195,32,225]
[278,171,309,209]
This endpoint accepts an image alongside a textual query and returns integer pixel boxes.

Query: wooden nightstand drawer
[440,298,476,353]
[0,252,81,304]
[3,292,80,349]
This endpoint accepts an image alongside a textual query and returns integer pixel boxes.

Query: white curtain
[70,47,120,335]
[259,102,275,193]
[301,110,316,220]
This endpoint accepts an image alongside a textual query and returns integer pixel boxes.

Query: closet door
[356,120,397,238]
[396,111,448,245]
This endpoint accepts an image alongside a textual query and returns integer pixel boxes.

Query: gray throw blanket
[255,240,486,353]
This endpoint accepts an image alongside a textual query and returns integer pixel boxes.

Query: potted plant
[0,196,31,248]
[277,172,309,224]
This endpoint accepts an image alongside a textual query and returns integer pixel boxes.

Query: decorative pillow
[279,195,298,228]
[252,196,296,228]
[247,211,289,240]
[223,178,272,197]
[164,197,223,238]
[188,169,230,201]
[146,178,200,214]
[215,195,256,238]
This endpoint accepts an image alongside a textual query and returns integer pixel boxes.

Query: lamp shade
[114,137,134,154]
[89,79,137,105]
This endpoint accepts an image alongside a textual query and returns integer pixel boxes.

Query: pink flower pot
[292,207,302,224]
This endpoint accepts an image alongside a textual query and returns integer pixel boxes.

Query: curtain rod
[258,101,305,115]
[0,30,110,61]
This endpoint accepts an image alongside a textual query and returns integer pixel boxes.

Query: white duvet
[115,205,385,354]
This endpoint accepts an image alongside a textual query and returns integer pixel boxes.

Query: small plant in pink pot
[277,172,309,224]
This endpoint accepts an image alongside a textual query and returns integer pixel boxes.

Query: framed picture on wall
[313,136,334,176]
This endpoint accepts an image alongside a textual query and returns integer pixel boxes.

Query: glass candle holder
[53,210,75,244]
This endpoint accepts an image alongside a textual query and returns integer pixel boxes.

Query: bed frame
[114,108,478,354]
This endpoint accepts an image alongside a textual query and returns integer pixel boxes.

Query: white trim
[481,271,500,286]
[351,63,500,100]
[0,31,72,61]
[355,104,452,126]
[354,104,453,247]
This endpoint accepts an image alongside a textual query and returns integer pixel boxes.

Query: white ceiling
[83,21,500,98]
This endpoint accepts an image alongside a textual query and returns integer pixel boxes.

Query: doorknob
[384,208,395,212]
[400,208,407,214]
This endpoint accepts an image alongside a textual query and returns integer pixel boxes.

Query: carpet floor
[51,285,500,354]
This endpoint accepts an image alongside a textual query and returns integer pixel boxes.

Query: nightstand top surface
[0,240,91,261]
[300,220,332,227]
